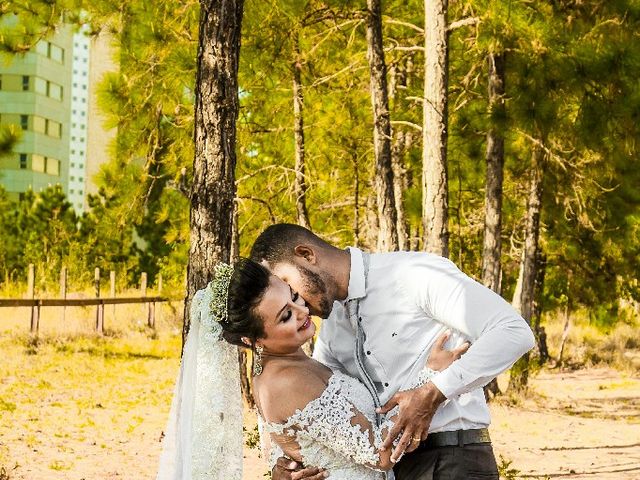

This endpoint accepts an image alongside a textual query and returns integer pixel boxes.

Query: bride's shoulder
[258,364,332,424]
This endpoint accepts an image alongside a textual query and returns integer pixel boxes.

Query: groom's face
[271,261,334,319]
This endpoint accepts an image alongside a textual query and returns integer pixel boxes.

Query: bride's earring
[253,345,264,376]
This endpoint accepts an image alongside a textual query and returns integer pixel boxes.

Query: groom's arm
[402,256,535,398]
[378,256,535,459]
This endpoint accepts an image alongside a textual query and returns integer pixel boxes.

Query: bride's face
[255,274,315,354]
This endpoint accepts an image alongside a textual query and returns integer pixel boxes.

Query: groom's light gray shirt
[312,247,535,433]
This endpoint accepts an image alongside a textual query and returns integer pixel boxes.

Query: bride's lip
[299,317,311,331]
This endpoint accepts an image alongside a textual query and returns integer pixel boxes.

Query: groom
[251,224,535,480]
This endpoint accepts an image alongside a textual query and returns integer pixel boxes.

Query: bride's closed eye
[281,290,300,322]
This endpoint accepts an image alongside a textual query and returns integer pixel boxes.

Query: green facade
[0,26,73,199]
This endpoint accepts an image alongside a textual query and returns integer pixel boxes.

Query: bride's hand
[427,331,470,371]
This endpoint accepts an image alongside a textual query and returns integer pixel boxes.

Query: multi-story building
[0,24,116,214]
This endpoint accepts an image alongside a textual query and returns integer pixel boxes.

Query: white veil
[157,286,243,479]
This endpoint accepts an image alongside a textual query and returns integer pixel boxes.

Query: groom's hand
[376,382,446,463]
[272,457,328,480]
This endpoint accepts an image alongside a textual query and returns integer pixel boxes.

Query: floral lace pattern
[262,368,436,480]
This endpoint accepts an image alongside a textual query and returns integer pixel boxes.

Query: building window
[36,41,49,56]
[19,154,27,169]
[32,154,45,173]
[45,157,60,176]
[34,77,47,95]
[22,76,30,91]
[48,82,63,101]
[20,115,28,130]
[33,116,46,134]
[49,43,62,62]
[49,121,62,138]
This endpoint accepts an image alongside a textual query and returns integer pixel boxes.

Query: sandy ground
[0,331,638,480]
[241,368,640,480]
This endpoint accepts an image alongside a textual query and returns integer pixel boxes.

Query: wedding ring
[412,436,421,442]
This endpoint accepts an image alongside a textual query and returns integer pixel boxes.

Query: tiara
[209,263,234,323]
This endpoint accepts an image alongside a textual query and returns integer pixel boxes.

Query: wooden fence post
[110,270,116,322]
[60,267,67,324]
[28,264,39,333]
[95,268,103,334]
[141,272,154,328]
[155,273,162,328]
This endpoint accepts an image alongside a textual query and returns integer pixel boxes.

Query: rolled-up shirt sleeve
[399,256,536,399]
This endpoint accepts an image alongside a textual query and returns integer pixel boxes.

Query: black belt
[418,428,491,450]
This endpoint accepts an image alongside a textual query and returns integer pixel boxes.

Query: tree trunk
[481,52,506,293]
[533,251,549,364]
[292,35,311,230]
[353,154,361,248]
[366,0,399,252]
[481,52,506,400]
[509,143,545,391]
[392,130,411,250]
[183,0,244,341]
[422,0,449,257]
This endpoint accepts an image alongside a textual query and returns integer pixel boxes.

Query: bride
[157,258,467,480]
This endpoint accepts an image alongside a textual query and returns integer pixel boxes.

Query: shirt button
[366,351,371,355]
[384,382,389,387]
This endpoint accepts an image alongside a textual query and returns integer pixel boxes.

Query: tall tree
[510,142,545,390]
[366,0,399,252]
[481,52,505,293]
[481,51,506,398]
[292,33,311,230]
[422,0,449,256]
[184,0,244,336]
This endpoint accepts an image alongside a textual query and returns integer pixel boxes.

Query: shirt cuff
[430,369,465,399]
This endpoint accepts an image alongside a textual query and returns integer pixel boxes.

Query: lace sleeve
[378,367,438,444]
[257,415,285,470]
[405,366,438,391]
[264,374,395,471]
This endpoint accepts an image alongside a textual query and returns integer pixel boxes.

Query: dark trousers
[393,443,499,480]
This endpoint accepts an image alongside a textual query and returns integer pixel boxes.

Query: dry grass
[1,292,638,479]
[0,301,183,479]
[541,308,640,372]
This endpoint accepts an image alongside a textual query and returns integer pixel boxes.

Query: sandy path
[243,368,640,480]
[1,332,637,480]
[490,368,640,479]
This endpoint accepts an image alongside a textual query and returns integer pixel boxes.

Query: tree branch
[448,17,480,32]
[391,120,423,132]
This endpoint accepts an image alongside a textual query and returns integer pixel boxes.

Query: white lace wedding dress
[261,368,435,480]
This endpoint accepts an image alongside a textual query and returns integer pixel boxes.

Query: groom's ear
[293,245,317,265]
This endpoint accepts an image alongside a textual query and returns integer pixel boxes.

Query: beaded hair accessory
[208,262,234,323]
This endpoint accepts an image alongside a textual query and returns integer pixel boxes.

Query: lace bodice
[261,368,436,480]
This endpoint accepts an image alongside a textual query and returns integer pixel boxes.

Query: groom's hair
[250,223,329,266]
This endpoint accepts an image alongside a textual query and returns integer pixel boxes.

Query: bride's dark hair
[221,257,270,348]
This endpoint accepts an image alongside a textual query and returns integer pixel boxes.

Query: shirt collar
[345,247,366,301]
